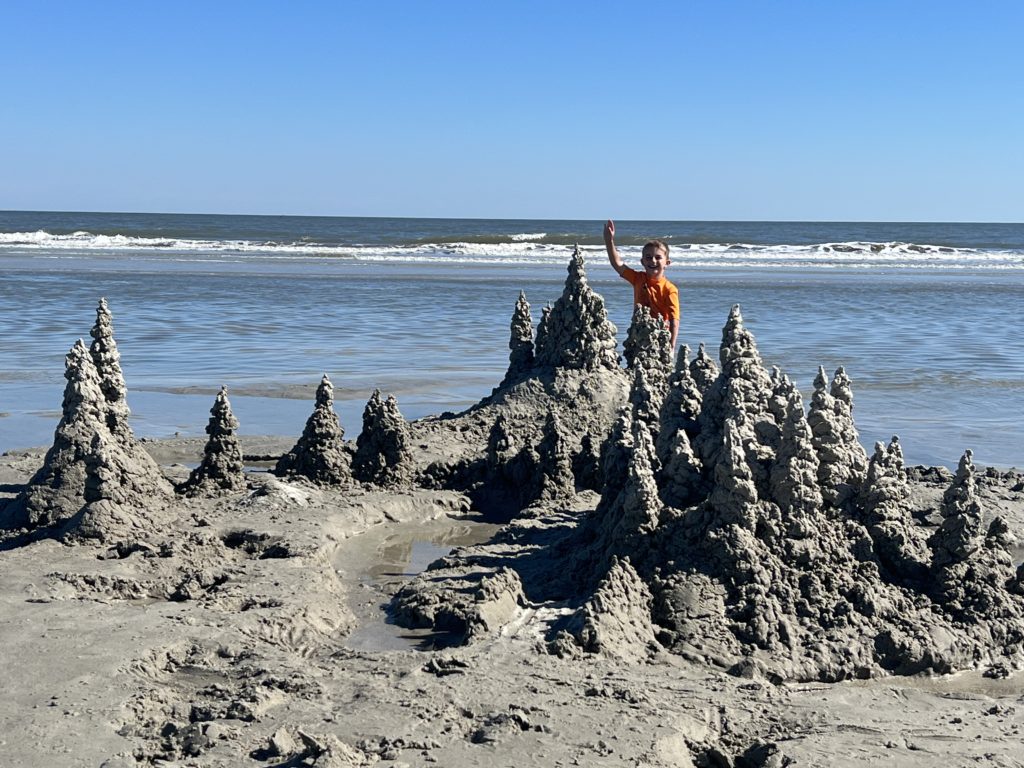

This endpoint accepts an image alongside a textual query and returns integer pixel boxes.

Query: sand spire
[694,305,775,496]
[531,410,577,503]
[689,342,719,396]
[706,415,761,529]
[89,297,132,440]
[500,291,535,385]
[807,367,844,505]
[592,409,633,518]
[84,299,172,496]
[180,387,246,497]
[930,450,984,569]
[829,366,869,494]
[656,344,703,467]
[623,305,672,384]
[275,375,351,485]
[768,381,823,530]
[928,451,1024,629]
[553,556,657,662]
[859,436,929,581]
[486,413,525,484]
[352,390,413,486]
[11,340,108,528]
[589,420,662,561]
[627,365,661,444]
[658,425,704,509]
[533,245,619,371]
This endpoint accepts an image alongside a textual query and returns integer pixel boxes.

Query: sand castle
[5,254,1023,685]
[180,386,246,497]
[398,298,1024,682]
[4,250,1024,766]
[274,374,352,485]
[4,300,172,540]
[351,389,413,486]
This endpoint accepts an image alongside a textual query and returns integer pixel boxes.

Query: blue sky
[2,1,1021,221]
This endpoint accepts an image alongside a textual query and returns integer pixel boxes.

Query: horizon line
[1,208,1022,226]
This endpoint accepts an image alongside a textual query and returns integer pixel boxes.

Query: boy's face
[641,245,670,278]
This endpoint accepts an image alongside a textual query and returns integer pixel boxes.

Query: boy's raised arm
[604,219,626,275]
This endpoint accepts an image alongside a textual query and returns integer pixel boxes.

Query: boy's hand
[604,219,624,274]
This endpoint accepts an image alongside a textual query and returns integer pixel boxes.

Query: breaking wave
[1,229,1021,270]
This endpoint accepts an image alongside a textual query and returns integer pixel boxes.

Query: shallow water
[842,669,1024,698]
[340,519,501,652]
[2,234,1023,468]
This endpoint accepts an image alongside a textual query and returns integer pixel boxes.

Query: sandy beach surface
[3,252,1024,768]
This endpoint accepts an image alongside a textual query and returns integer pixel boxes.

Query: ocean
[2,211,1023,469]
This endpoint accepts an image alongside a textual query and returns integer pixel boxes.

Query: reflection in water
[372,540,451,580]
[342,521,500,652]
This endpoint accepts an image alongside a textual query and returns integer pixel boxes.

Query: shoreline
[4,246,1024,468]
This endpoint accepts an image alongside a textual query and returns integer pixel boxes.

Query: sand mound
[550,556,657,662]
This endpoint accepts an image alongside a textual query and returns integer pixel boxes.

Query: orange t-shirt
[620,267,680,322]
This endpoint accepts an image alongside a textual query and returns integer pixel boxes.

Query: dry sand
[2,251,1024,767]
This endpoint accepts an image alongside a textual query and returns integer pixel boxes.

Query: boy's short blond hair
[643,240,670,258]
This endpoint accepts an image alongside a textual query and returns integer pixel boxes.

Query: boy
[603,219,679,348]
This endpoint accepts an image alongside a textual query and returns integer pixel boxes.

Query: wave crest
[0,230,1020,270]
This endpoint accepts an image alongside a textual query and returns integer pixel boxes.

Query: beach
[2,214,1024,766]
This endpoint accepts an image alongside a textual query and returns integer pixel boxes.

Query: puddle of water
[845,669,1024,698]
[370,540,452,580]
[1011,544,1024,569]
[345,608,456,652]
[338,518,501,652]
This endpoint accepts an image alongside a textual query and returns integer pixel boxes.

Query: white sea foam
[0,230,1021,270]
